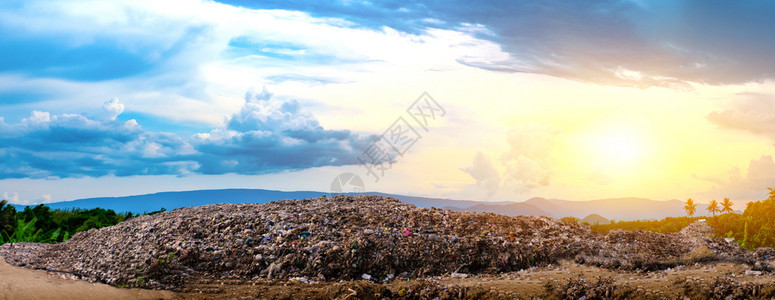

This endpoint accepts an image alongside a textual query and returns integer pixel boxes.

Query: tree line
[683,188,775,249]
[0,201,135,244]
[592,188,775,250]
[683,197,735,217]
[589,216,707,235]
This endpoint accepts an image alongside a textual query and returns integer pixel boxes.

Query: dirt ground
[174,260,775,299]
[3,258,773,299]
[0,258,174,300]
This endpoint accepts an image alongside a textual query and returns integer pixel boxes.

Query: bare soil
[174,260,775,299]
[0,257,174,300]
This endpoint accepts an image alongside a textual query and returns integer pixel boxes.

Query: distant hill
[446,202,551,217]
[365,192,513,210]
[9,189,721,221]
[12,189,330,214]
[524,197,712,220]
[9,189,498,214]
[441,197,721,221]
[581,213,610,225]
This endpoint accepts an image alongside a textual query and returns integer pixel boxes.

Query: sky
[1,0,775,209]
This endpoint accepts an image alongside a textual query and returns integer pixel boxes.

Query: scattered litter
[289,277,310,283]
[745,270,762,276]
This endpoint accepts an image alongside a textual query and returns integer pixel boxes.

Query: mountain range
[10,189,721,221]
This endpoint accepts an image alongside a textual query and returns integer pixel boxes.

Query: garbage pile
[332,279,472,299]
[0,242,51,267]
[543,275,618,299]
[577,229,693,270]
[7,195,596,289]
[576,220,769,271]
[679,219,714,248]
[1,195,769,291]
[678,275,775,299]
[704,237,754,264]
[753,247,775,261]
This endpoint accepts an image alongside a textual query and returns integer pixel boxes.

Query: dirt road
[2,257,773,299]
[0,258,174,300]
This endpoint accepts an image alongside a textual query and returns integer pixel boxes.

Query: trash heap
[2,195,769,291]
[754,247,775,261]
[543,275,617,299]
[12,195,596,289]
[576,219,770,271]
[679,220,714,248]
[678,275,772,299]
[577,229,693,270]
[704,238,753,264]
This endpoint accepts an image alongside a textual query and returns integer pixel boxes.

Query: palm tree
[721,197,734,214]
[684,198,697,217]
[707,199,719,217]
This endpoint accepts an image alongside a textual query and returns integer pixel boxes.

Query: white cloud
[708,96,775,140]
[0,0,506,127]
[8,193,53,205]
[501,124,558,194]
[102,98,125,121]
[24,111,51,125]
[744,155,775,189]
[695,155,775,201]
[461,151,501,199]
[2,192,19,203]
[229,88,320,133]
[38,194,52,203]
[461,124,559,197]
[0,88,375,179]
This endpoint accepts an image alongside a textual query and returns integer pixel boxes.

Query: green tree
[721,197,734,214]
[560,216,579,224]
[684,198,697,217]
[0,200,17,239]
[707,199,719,218]
[740,190,775,249]
[2,205,133,245]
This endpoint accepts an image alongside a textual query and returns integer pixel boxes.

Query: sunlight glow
[600,132,643,164]
[589,126,646,166]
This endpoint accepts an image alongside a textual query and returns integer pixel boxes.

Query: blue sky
[2,0,775,207]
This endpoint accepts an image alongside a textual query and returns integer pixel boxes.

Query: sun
[599,132,643,164]
[588,127,647,166]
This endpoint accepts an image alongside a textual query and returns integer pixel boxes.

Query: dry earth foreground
[1,195,774,299]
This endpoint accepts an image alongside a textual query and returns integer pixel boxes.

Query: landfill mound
[578,229,694,270]
[575,219,739,271]
[0,195,767,290]
[679,219,714,247]
[7,196,597,289]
